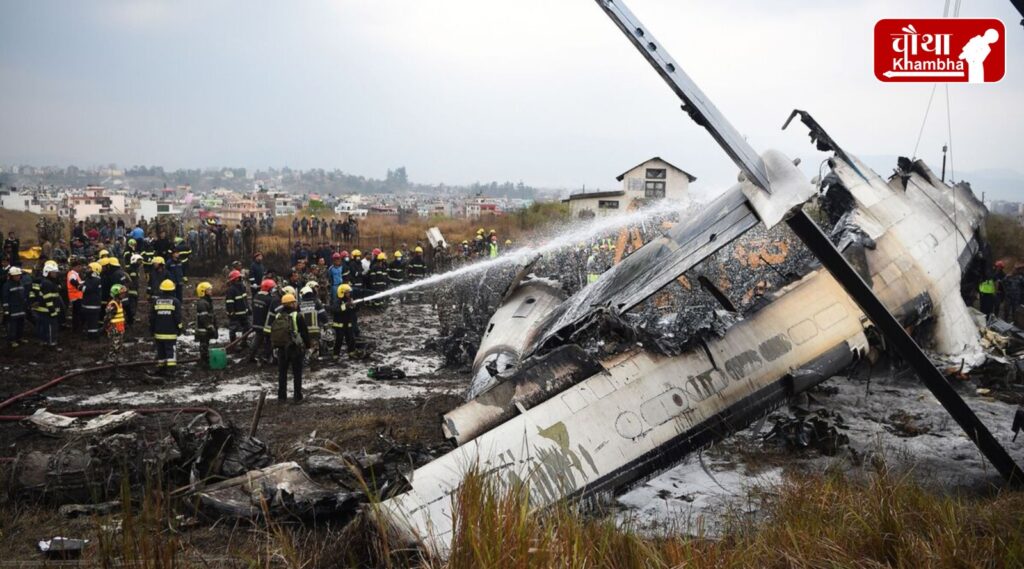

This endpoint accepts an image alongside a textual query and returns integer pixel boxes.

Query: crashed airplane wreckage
[376,0,1023,555]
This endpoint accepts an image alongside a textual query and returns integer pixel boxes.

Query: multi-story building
[565,157,694,218]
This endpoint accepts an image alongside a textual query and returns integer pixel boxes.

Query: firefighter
[99,256,114,302]
[122,238,139,268]
[66,258,84,333]
[368,252,389,307]
[81,262,104,340]
[104,283,127,364]
[148,256,168,299]
[149,279,182,376]
[299,281,327,366]
[2,267,27,347]
[408,246,427,280]
[167,250,184,302]
[262,285,290,357]
[349,249,364,283]
[195,281,216,369]
[125,254,142,326]
[30,261,63,348]
[225,269,250,342]
[249,278,276,364]
[388,251,406,287]
[272,293,310,402]
[140,238,155,278]
[332,283,358,358]
[106,257,129,302]
[174,236,191,282]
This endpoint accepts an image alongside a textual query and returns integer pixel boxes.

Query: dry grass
[421,468,1024,569]
[0,208,42,245]
[4,465,1023,568]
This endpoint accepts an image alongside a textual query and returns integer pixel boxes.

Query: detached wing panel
[533,185,760,351]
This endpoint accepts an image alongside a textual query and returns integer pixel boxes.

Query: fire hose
[0,330,252,415]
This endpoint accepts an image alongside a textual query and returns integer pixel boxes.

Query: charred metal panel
[443,345,603,445]
[532,186,760,353]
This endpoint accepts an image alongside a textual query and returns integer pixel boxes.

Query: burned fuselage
[377,130,988,553]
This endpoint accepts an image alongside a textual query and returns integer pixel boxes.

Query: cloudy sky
[1,0,1022,197]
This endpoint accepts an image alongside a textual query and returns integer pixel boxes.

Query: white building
[67,186,131,220]
[0,189,43,213]
[565,157,694,218]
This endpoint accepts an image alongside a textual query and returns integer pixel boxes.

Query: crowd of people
[0,215,443,405]
[290,215,360,242]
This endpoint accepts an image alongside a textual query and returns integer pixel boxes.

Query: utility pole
[941,144,949,183]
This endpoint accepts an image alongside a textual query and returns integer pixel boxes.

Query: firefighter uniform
[81,269,104,340]
[249,288,273,362]
[331,285,358,357]
[408,254,427,280]
[2,271,27,347]
[225,278,250,342]
[195,285,216,369]
[150,286,182,374]
[29,274,63,346]
[367,259,389,308]
[299,287,327,363]
[387,258,406,287]
[125,259,141,325]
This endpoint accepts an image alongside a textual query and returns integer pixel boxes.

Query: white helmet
[300,286,313,297]
[131,254,143,264]
[305,280,319,290]
[8,267,22,276]
[43,261,58,276]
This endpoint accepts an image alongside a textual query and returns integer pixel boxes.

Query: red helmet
[995,260,1006,269]
[371,248,382,257]
[331,252,342,261]
[260,278,276,292]
[228,270,242,281]
[340,250,349,258]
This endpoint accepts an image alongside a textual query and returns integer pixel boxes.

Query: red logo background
[874,19,1005,83]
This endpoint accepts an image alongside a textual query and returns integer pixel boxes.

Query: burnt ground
[0,292,469,561]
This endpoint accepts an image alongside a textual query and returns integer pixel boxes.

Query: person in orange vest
[66,257,84,333]
[104,284,127,365]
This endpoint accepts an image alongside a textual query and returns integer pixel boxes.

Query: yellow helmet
[98,249,109,258]
[414,246,423,253]
[152,256,165,265]
[477,228,484,234]
[337,283,352,297]
[352,249,362,257]
[107,257,120,267]
[505,239,512,245]
[98,257,112,266]
[394,251,403,258]
[159,279,176,292]
[88,262,102,273]
[377,253,387,260]
[196,282,212,297]
[489,229,496,234]
[281,293,297,305]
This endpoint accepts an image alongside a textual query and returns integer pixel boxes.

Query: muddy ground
[3,288,1024,563]
[0,296,467,561]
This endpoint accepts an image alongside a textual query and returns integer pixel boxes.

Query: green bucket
[209,348,227,370]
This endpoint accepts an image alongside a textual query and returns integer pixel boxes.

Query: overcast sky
[1,0,1022,197]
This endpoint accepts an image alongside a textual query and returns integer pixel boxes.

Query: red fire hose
[0,406,218,422]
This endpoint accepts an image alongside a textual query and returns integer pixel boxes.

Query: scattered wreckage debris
[196,462,362,521]
[37,537,89,559]
[21,408,138,437]
[763,409,850,455]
